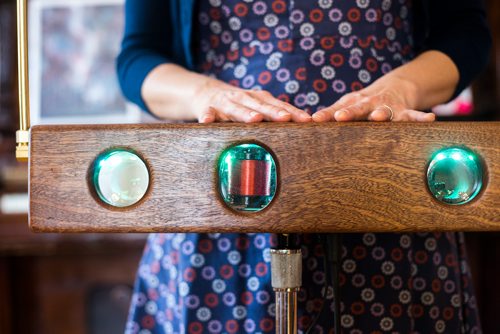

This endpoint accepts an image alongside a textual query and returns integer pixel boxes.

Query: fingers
[315,99,375,122]
[368,107,435,122]
[229,91,292,122]
[333,101,375,121]
[314,102,435,123]
[252,91,312,122]
[311,108,333,122]
[222,101,264,123]
[197,104,263,124]
[200,89,310,123]
[368,105,393,122]
[400,109,436,122]
[312,93,363,122]
[313,90,435,123]
[199,86,435,124]
[198,107,216,123]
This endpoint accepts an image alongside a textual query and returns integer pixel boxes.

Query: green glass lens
[427,147,483,205]
[93,150,149,207]
[218,143,277,212]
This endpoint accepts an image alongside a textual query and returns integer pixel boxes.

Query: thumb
[198,107,216,123]
[404,109,436,122]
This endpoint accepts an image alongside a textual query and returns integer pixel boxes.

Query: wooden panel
[9,252,140,334]
[0,259,12,334]
[30,122,500,233]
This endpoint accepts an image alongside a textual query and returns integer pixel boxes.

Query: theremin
[14,0,500,333]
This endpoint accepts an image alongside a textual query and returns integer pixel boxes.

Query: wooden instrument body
[29,122,500,233]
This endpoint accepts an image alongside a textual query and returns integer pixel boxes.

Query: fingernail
[278,111,290,117]
[312,113,323,121]
[250,111,260,118]
[335,110,346,119]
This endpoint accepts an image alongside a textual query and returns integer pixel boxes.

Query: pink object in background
[433,87,474,116]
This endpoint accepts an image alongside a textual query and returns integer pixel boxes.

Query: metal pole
[274,286,299,334]
[271,234,302,334]
[16,0,30,162]
[326,234,342,334]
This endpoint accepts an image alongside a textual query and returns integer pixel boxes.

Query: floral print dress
[125,1,481,333]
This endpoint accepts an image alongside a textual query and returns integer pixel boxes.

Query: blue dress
[125,1,481,333]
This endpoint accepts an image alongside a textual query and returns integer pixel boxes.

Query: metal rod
[275,289,299,334]
[16,0,30,161]
[271,234,301,334]
[326,234,342,334]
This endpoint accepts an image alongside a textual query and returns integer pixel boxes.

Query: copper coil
[229,160,271,196]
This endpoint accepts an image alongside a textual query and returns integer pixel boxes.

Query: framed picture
[28,0,141,125]
[0,2,15,129]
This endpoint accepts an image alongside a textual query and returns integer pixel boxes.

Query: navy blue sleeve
[417,0,492,98]
[116,0,172,111]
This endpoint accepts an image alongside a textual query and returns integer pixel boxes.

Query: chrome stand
[271,234,302,334]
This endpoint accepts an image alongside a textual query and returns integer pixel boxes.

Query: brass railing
[16,0,30,162]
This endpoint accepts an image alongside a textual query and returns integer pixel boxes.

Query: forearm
[375,50,460,110]
[141,63,312,123]
[141,63,212,120]
[313,50,460,122]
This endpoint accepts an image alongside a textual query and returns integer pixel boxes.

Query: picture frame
[28,0,141,125]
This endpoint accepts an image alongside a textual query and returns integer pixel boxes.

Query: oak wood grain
[29,122,500,233]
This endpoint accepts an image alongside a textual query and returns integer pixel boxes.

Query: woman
[118,0,491,333]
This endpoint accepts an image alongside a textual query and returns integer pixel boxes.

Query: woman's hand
[141,63,311,123]
[313,77,435,122]
[194,78,312,123]
[312,50,463,123]
[312,75,435,122]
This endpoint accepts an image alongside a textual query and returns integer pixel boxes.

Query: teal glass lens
[218,143,277,212]
[427,147,483,205]
[93,150,149,207]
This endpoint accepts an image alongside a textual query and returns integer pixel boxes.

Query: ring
[382,104,394,121]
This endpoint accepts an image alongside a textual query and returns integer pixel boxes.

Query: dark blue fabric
[121,2,486,333]
[117,0,491,113]
[413,0,492,100]
[116,0,195,111]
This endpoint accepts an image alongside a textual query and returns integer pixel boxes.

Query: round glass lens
[427,147,483,205]
[93,150,149,207]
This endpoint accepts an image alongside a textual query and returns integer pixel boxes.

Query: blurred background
[0,0,499,333]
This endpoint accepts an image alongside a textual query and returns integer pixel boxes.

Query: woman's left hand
[312,76,436,122]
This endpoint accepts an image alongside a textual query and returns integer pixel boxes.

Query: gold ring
[383,104,394,121]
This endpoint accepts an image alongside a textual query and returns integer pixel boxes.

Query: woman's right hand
[194,78,312,123]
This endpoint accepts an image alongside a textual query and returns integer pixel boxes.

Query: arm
[140,63,311,123]
[116,0,172,112]
[313,0,492,122]
[117,0,311,123]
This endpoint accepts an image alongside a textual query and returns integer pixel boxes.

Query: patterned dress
[125,1,481,333]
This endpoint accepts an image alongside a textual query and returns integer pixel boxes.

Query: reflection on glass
[427,147,483,205]
[218,143,277,212]
[93,150,149,207]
